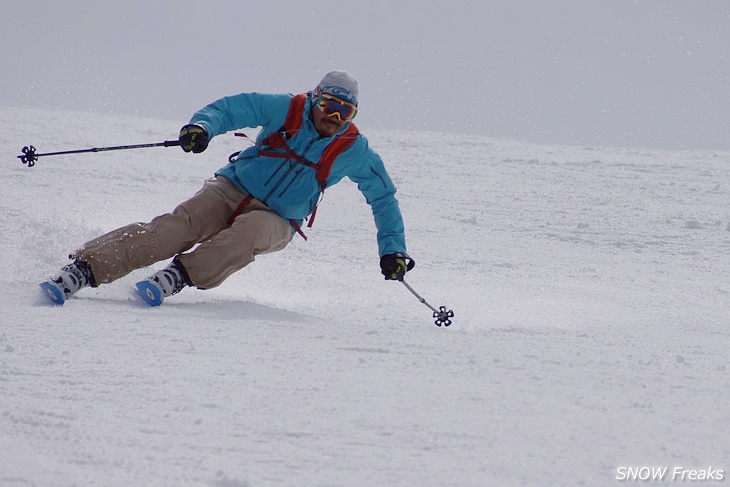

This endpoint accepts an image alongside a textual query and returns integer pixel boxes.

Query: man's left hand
[380,253,415,280]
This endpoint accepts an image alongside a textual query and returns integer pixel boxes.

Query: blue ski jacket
[189,91,407,257]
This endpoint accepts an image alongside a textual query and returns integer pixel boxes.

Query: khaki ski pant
[75,176,293,289]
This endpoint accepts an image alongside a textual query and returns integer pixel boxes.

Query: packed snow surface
[1,106,728,486]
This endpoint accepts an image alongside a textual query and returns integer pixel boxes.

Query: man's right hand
[179,124,209,153]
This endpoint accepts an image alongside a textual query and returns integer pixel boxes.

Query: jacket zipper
[262,138,319,202]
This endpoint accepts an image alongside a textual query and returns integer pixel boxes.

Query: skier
[40,70,414,306]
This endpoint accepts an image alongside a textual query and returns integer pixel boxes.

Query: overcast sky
[3,0,729,150]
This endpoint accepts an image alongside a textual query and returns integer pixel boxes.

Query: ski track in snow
[1,106,729,486]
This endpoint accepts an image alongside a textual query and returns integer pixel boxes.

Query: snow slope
[1,106,728,486]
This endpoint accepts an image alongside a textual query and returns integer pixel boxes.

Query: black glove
[380,253,415,280]
[179,124,209,153]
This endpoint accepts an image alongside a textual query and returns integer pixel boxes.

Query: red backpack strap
[307,123,360,229]
[282,93,307,139]
[263,93,308,148]
[315,123,359,188]
[226,194,254,227]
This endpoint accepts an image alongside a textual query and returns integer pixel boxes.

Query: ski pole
[400,278,454,327]
[18,140,181,167]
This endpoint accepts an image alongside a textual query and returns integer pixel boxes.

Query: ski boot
[40,260,95,305]
[135,259,191,306]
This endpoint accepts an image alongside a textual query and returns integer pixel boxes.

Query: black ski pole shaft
[18,140,181,167]
[400,278,454,327]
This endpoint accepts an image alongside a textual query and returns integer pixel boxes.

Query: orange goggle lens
[315,94,358,121]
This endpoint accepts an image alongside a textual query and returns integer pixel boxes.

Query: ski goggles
[314,93,358,121]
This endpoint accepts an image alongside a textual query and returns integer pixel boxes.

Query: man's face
[312,101,347,137]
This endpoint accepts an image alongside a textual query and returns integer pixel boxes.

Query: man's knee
[239,210,293,253]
